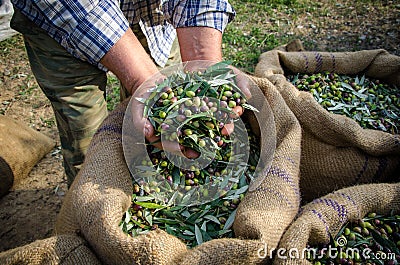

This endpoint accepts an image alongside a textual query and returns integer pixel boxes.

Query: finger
[130,72,166,135]
[237,76,251,99]
[146,133,200,159]
[230,68,252,99]
[145,128,161,147]
[162,141,200,159]
[182,147,200,159]
[145,134,181,155]
[229,105,244,119]
[221,123,234,136]
[131,98,148,136]
[160,139,183,155]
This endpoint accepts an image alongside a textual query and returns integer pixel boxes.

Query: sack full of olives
[254,47,400,202]
[54,61,304,264]
[274,183,400,265]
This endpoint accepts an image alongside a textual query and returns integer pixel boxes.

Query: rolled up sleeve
[13,0,129,70]
[162,0,236,33]
[66,1,129,69]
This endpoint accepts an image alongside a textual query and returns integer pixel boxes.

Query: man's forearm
[100,26,224,94]
[100,28,159,95]
[177,27,223,62]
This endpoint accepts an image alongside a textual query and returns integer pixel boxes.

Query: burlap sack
[254,48,400,202]
[0,156,13,198]
[54,69,303,264]
[273,182,400,265]
[0,234,101,265]
[255,48,400,85]
[0,115,55,198]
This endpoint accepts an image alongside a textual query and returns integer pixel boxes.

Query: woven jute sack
[254,47,400,202]
[273,182,400,265]
[0,234,101,265]
[0,115,55,198]
[54,72,303,264]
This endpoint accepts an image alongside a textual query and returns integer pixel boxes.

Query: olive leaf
[134,201,166,209]
[194,224,203,245]
[370,229,400,256]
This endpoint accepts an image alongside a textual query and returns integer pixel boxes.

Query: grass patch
[223,25,281,73]
[0,34,26,58]
[222,0,308,73]
[40,116,56,128]
[106,73,121,111]
[3,0,398,111]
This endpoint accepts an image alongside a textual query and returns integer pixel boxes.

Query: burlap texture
[0,115,55,198]
[54,47,400,263]
[54,104,188,265]
[233,76,301,249]
[0,156,13,198]
[54,69,303,264]
[273,182,400,265]
[0,234,101,265]
[254,48,400,202]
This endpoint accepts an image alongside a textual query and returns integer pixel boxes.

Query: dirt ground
[0,34,66,251]
[0,0,399,254]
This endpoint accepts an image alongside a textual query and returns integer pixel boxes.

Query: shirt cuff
[179,11,233,32]
[163,0,236,33]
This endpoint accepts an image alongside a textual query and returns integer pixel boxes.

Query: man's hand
[129,77,200,159]
[100,27,251,159]
[129,62,252,160]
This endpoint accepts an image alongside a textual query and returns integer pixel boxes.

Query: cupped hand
[218,65,252,136]
[130,63,252,160]
[130,74,200,159]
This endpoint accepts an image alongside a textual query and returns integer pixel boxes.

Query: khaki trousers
[11,9,181,186]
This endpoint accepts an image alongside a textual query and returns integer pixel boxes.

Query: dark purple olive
[200,105,209,112]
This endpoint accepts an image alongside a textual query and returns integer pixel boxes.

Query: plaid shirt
[11,0,235,70]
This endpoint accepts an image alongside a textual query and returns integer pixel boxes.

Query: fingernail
[144,124,151,136]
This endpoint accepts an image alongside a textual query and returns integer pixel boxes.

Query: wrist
[100,28,158,95]
[177,27,223,62]
[126,67,158,95]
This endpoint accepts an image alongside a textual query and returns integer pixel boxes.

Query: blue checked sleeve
[12,0,129,70]
[162,0,235,32]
